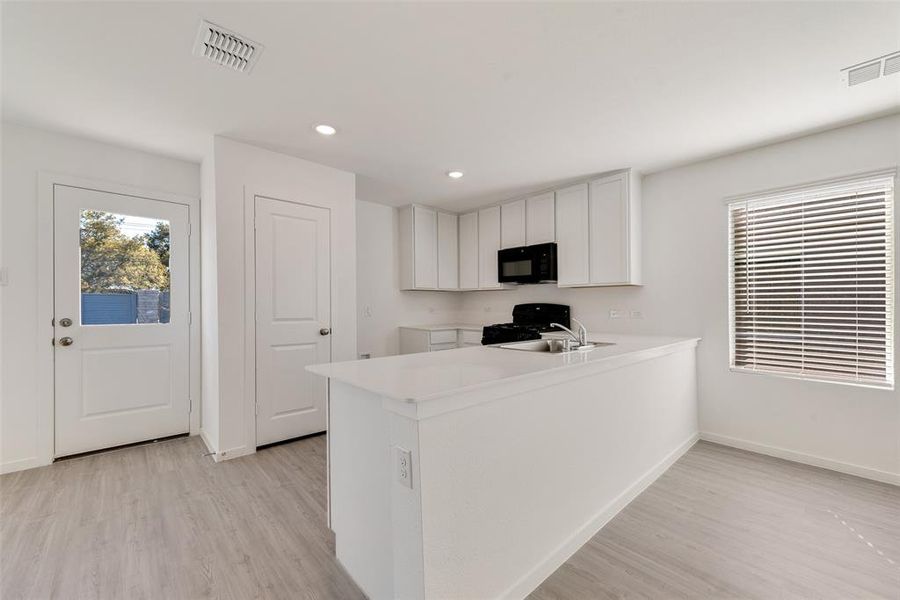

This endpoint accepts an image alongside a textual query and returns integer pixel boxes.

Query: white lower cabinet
[399,327,483,355]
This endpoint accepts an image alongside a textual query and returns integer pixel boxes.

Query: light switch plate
[394,446,412,488]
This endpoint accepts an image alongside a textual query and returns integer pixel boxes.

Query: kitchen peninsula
[308,333,700,600]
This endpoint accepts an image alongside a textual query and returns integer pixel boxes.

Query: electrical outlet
[630,310,644,319]
[394,446,412,488]
[609,309,623,319]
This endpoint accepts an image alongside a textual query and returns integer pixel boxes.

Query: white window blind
[728,172,895,389]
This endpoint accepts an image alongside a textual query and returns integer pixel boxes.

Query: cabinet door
[437,212,459,290]
[589,174,627,284]
[500,199,526,249]
[478,206,502,289]
[526,192,555,245]
[413,206,438,289]
[555,183,590,286]
[458,212,479,290]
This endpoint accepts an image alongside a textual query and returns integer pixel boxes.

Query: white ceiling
[3,2,899,210]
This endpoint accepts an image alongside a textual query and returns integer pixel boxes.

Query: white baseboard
[502,432,700,600]
[699,432,899,487]
[0,455,49,475]
[199,429,218,457]
[198,429,255,462]
[212,443,255,462]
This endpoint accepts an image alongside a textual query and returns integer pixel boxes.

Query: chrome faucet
[550,318,588,347]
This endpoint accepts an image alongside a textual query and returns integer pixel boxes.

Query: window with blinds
[728,172,895,389]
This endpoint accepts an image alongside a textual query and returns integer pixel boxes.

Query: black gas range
[481,303,571,345]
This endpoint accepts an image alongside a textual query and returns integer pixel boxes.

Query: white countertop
[308,333,699,411]
[398,323,486,331]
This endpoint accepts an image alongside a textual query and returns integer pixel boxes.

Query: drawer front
[429,342,457,352]
[429,329,458,345]
[459,329,483,345]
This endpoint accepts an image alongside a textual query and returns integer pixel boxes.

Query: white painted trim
[212,444,255,463]
[699,432,900,487]
[501,432,700,600]
[243,186,258,457]
[199,429,216,457]
[30,171,200,471]
[0,456,46,475]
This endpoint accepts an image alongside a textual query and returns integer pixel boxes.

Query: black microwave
[497,243,558,284]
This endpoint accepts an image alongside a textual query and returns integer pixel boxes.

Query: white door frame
[242,187,333,453]
[36,172,201,465]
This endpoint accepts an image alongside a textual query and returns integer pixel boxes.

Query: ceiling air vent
[841,51,900,86]
[192,20,263,74]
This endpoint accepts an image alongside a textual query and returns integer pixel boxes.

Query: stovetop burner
[480,303,571,345]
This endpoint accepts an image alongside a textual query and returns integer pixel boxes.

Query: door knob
[58,337,74,347]
[319,328,331,336]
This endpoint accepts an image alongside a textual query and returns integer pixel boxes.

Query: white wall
[458,114,900,481]
[356,200,462,358]
[202,137,356,459]
[0,122,200,473]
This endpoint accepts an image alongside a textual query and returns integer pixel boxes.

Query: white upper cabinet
[590,175,626,284]
[526,192,556,245]
[556,169,641,288]
[437,212,459,290]
[478,206,503,289]
[588,170,641,286]
[458,212,479,290]
[399,205,453,290]
[500,199,527,249]
[555,183,590,286]
[399,169,639,292]
[413,206,437,288]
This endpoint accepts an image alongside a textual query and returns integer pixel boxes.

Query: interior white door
[255,196,331,446]
[53,185,190,457]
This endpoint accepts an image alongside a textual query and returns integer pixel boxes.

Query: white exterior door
[255,196,331,446]
[53,185,190,457]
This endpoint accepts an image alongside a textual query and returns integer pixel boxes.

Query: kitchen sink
[495,339,615,354]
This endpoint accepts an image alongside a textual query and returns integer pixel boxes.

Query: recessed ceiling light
[447,171,464,179]
[315,124,337,136]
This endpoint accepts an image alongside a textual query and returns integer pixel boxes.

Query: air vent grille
[192,20,262,74]
[848,62,882,86]
[842,51,900,86]
[884,53,900,77]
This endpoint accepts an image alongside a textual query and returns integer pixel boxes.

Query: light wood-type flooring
[529,442,899,600]
[2,437,897,599]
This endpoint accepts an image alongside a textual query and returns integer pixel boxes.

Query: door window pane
[80,210,171,324]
